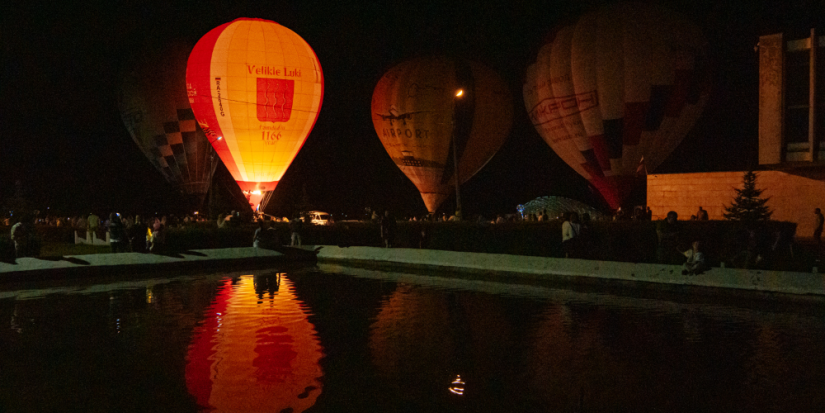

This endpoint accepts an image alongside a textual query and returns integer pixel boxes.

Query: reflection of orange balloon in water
[371,56,513,213]
[185,274,323,412]
[187,18,324,211]
[524,3,709,209]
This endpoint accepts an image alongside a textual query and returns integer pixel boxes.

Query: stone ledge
[315,246,825,297]
[0,247,315,283]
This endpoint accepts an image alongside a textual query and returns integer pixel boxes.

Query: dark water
[2,264,825,413]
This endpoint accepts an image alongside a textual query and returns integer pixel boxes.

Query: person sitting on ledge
[681,240,707,275]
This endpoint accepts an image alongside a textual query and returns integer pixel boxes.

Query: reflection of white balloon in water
[185,274,323,412]
[449,374,466,395]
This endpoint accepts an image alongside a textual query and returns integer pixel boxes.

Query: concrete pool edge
[0,247,317,283]
[312,246,825,297]
[2,245,823,297]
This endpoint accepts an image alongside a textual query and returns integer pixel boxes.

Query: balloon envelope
[524,3,709,209]
[371,56,513,214]
[186,18,324,211]
[118,41,218,207]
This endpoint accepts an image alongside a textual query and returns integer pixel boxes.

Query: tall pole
[810,28,817,161]
[452,123,462,220]
[453,89,464,220]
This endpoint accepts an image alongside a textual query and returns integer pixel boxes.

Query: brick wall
[647,170,825,238]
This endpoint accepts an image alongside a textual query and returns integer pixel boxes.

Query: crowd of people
[4,205,819,274]
[5,211,214,258]
[360,205,804,274]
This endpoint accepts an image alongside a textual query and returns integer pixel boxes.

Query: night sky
[1,0,823,218]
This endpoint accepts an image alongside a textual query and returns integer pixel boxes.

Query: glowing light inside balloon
[187,18,324,211]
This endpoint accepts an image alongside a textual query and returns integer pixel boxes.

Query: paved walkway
[315,246,825,297]
[3,245,824,298]
[0,247,306,282]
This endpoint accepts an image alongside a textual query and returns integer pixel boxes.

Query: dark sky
[1,0,823,218]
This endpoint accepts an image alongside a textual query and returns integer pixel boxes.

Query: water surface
[1,265,825,412]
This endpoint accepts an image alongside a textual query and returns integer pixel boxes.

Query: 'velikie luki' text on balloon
[186,18,323,211]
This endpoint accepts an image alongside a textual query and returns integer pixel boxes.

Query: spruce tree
[723,171,773,222]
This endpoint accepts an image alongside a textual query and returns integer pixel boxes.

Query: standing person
[75,215,86,233]
[149,217,166,253]
[380,210,397,248]
[10,214,30,258]
[656,211,681,264]
[107,213,128,253]
[561,212,581,258]
[129,215,147,253]
[253,219,266,248]
[578,213,593,258]
[814,208,824,248]
[87,212,100,241]
[418,220,428,249]
[289,214,303,247]
[697,206,709,221]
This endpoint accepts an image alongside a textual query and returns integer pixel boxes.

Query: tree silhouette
[723,171,773,222]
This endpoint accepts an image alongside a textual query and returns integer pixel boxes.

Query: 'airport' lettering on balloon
[372,56,513,213]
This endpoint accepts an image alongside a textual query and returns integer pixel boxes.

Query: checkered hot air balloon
[524,3,710,209]
[118,41,219,209]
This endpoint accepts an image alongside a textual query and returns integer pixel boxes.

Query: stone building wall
[647,170,825,238]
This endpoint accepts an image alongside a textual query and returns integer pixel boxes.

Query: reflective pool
[2,264,825,412]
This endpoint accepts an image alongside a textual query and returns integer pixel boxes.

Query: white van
[306,211,333,226]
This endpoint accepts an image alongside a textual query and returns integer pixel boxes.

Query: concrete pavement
[3,245,824,298]
[315,246,825,297]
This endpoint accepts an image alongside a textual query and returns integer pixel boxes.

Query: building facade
[648,30,825,238]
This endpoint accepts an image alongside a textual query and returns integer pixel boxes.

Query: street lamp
[452,89,464,221]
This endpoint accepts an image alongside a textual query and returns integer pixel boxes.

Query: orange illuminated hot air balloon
[371,56,513,214]
[187,18,324,211]
[118,41,219,208]
[524,3,709,209]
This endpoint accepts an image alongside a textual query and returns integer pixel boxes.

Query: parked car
[306,211,333,226]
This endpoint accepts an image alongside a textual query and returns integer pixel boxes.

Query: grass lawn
[39,242,112,257]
